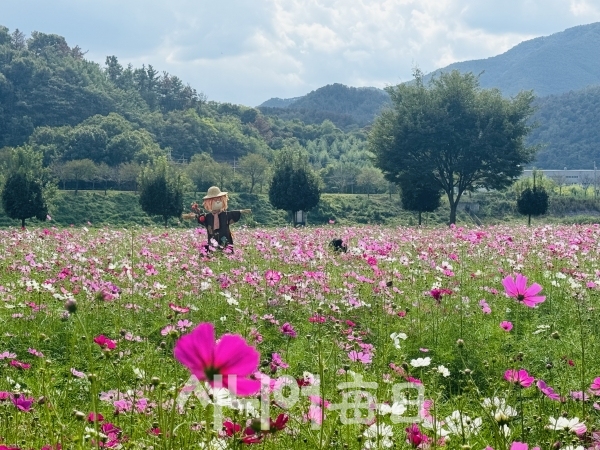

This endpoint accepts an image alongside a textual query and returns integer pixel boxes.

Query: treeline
[0,25,392,196]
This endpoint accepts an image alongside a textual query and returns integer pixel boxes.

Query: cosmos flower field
[2,224,600,450]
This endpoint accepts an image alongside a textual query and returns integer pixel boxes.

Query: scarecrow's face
[211,199,224,213]
[204,195,228,213]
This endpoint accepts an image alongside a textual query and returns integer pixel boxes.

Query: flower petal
[213,334,260,378]
[225,377,261,396]
[174,323,215,378]
[515,273,528,294]
[502,276,518,297]
[524,282,543,297]
[522,295,545,307]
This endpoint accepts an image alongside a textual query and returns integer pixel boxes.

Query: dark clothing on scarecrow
[197,210,242,248]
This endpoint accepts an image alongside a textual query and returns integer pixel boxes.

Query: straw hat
[203,186,228,199]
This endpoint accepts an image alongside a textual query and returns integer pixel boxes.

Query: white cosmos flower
[444,410,482,437]
[481,397,518,423]
[410,357,431,368]
[363,423,393,448]
[199,438,229,450]
[421,418,450,437]
[547,416,586,435]
[435,365,450,377]
[378,402,407,416]
[390,332,407,349]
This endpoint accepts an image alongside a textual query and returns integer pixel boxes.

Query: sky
[2,0,600,107]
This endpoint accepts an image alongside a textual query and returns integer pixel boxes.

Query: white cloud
[570,0,600,18]
[1,0,598,105]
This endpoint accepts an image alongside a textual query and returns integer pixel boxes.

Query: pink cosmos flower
[0,351,16,360]
[305,404,324,425]
[87,412,104,422]
[502,274,545,307]
[429,288,452,303]
[12,395,34,412]
[71,368,86,378]
[406,423,428,447]
[169,303,189,314]
[93,335,116,350]
[479,299,492,314]
[28,348,44,358]
[9,360,30,370]
[590,377,600,395]
[280,322,297,338]
[161,325,177,336]
[537,380,561,400]
[504,369,534,388]
[174,322,260,396]
[264,270,282,286]
[510,443,540,450]
[500,321,513,331]
[348,350,372,364]
[177,319,193,330]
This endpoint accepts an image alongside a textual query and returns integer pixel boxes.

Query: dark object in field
[330,238,347,253]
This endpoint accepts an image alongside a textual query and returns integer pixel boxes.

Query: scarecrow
[182,186,251,249]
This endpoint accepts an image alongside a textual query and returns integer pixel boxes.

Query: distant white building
[521,169,599,186]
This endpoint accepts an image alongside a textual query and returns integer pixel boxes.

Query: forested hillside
[0,25,383,197]
[259,84,391,129]
[528,86,600,169]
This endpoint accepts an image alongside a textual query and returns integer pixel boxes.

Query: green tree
[370,69,537,224]
[356,166,386,197]
[138,157,184,226]
[399,176,443,225]
[238,153,270,193]
[63,159,96,194]
[94,162,113,195]
[117,162,142,191]
[516,171,549,225]
[269,148,321,224]
[1,146,53,228]
[185,153,218,194]
[517,187,549,225]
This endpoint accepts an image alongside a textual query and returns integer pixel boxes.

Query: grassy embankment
[1,190,600,229]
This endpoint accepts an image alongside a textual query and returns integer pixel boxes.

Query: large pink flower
[502,274,545,308]
[510,443,540,450]
[174,323,260,396]
[504,369,534,388]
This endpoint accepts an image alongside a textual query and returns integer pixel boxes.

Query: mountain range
[258,22,600,168]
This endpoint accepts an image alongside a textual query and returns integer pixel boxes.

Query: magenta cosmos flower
[504,369,534,388]
[174,322,260,396]
[500,321,513,332]
[537,380,561,400]
[502,274,545,308]
[510,443,540,450]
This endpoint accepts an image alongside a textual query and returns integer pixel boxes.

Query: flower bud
[64,299,77,314]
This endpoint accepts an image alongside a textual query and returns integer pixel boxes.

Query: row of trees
[11,150,390,197]
[0,142,324,227]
